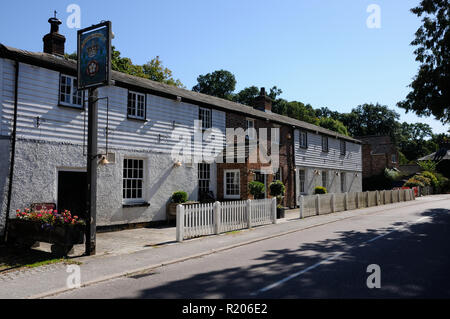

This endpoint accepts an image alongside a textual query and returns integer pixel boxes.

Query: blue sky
[0,0,448,134]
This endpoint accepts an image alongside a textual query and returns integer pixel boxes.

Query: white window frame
[59,74,83,108]
[340,172,346,193]
[299,169,306,194]
[127,91,146,120]
[123,158,145,204]
[247,119,256,140]
[392,154,397,163]
[340,140,346,155]
[199,107,212,130]
[224,169,240,199]
[299,130,308,149]
[322,170,328,188]
[198,163,211,196]
[322,135,329,153]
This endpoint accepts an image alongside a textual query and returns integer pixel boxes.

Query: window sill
[58,103,84,111]
[127,116,148,123]
[122,201,151,208]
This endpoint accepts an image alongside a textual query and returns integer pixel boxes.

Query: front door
[57,171,87,219]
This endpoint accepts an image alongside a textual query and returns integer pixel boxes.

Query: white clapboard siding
[0,57,3,135]
[294,129,362,172]
[0,59,226,155]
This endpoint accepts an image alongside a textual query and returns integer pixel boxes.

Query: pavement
[0,194,448,299]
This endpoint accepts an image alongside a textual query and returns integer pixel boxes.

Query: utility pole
[85,88,98,256]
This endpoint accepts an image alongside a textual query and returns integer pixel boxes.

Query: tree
[318,117,349,136]
[232,86,260,106]
[142,56,184,88]
[398,0,450,124]
[65,47,183,87]
[192,70,236,100]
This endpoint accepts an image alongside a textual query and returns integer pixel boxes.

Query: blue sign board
[77,21,112,90]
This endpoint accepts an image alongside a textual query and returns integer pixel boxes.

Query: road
[52,195,450,299]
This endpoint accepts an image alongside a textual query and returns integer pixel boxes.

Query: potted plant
[8,208,85,257]
[270,180,286,219]
[167,191,197,224]
[248,181,266,200]
[314,186,327,194]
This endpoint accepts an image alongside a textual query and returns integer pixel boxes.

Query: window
[123,159,144,202]
[340,172,346,193]
[340,140,346,155]
[247,119,256,140]
[199,108,212,130]
[322,171,328,188]
[299,131,308,149]
[322,136,329,152]
[272,125,280,145]
[59,74,83,108]
[198,163,211,197]
[299,170,306,194]
[224,170,240,199]
[274,168,282,182]
[392,154,397,163]
[128,91,146,120]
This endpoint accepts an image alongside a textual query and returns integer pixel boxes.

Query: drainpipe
[2,60,19,243]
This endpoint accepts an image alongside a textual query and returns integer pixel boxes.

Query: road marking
[251,252,344,296]
[252,214,434,296]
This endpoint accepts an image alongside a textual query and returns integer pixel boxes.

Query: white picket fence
[299,188,416,218]
[177,198,277,241]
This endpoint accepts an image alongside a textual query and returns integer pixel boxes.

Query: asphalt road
[53,196,450,299]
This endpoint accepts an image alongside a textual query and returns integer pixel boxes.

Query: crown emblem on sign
[87,44,99,58]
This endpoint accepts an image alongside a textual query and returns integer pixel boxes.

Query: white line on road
[251,215,434,296]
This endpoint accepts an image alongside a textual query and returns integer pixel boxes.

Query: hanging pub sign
[77,21,112,90]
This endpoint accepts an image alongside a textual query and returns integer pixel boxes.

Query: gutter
[2,60,19,243]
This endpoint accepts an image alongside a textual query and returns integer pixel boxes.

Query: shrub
[384,168,401,181]
[171,191,188,204]
[404,178,425,188]
[421,171,439,189]
[417,160,437,173]
[269,180,286,198]
[249,181,266,199]
[314,186,327,194]
[414,174,431,186]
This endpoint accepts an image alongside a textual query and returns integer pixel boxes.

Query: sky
[0,0,448,134]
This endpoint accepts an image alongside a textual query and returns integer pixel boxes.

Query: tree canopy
[192,70,236,100]
[398,0,450,124]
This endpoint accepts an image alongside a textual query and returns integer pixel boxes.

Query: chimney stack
[43,13,66,56]
[253,87,272,113]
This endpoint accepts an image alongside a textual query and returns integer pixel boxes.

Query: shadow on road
[131,209,450,299]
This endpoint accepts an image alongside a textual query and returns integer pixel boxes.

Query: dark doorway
[57,171,87,219]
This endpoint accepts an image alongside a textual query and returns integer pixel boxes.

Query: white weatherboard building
[0,19,362,237]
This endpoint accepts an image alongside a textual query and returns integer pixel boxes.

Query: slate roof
[0,44,361,144]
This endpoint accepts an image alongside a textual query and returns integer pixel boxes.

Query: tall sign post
[77,21,112,256]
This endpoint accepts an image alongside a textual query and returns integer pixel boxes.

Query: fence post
[316,195,321,215]
[271,197,277,224]
[375,191,379,206]
[412,188,415,200]
[247,200,252,229]
[344,192,348,211]
[398,189,401,202]
[390,190,394,203]
[176,204,185,242]
[331,193,335,213]
[299,195,304,219]
[214,201,221,235]
[366,191,370,207]
[356,193,360,209]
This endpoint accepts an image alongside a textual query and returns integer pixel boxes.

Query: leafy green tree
[232,86,260,106]
[65,47,183,87]
[398,0,450,124]
[318,117,349,136]
[192,70,236,100]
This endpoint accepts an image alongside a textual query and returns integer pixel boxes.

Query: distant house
[359,135,399,179]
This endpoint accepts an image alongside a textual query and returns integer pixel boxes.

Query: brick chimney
[253,87,272,112]
[43,15,66,56]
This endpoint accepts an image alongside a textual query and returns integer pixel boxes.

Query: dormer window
[59,74,83,108]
